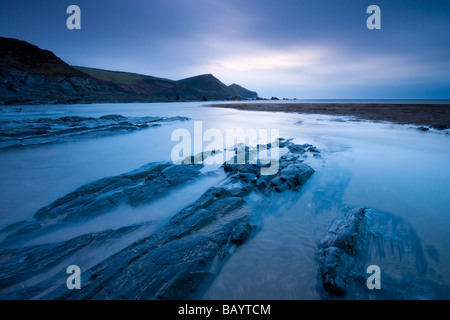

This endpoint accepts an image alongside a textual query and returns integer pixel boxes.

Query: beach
[208,103,450,128]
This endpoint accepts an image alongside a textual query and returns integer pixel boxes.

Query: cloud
[182,35,450,97]
[210,47,328,72]
[2,0,449,98]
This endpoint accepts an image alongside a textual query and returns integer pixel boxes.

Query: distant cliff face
[0,37,131,105]
[0,37,258,105]
[0,37,86,78]
[227,83,259,99]
[75,68,259,101]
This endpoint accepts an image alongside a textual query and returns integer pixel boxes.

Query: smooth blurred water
[0,101,449,299]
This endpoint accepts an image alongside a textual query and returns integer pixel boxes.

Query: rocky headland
[0,37,258,106]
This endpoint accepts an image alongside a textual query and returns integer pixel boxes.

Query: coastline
[207,103,450,128]
[1,101,449,299]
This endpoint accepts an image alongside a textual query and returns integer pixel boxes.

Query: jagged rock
[431,124,450,130]
[0,222,153,294]
[417,126,430,132]
[317,207,438,299]
[34,162,203,223]
[98,114,127,121]
[0,114,189,149]
[3,187,253,300]
[0,162,204,247]
[0,140,317,299]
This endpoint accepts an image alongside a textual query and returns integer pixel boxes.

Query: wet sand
[208,103,450,128]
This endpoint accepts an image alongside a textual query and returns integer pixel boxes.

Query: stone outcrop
[0,140,316,299]
[317,207,438,299]
[1,162,204,245]
[0,114,189,149]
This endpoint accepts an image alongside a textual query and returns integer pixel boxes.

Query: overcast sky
[1,0,449,98]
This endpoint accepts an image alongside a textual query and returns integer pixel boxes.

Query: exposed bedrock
[0,141,316,299]
[0,162,204,246]
[0,114,189,149]
[0,222,154,296]
[317,207,442,299]
[34,162,203,223]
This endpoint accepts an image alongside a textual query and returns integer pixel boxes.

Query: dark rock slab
[317,207,439,299]
[0,222,153,294]
[34,162,203,223]
[0,140,316,299]
[0,114,189,149]
[417,126,430,132]
[0,162,204,247]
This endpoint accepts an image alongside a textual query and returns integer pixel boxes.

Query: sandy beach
[208,103,450,128]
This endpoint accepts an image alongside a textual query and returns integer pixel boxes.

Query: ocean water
[0,101,449,299]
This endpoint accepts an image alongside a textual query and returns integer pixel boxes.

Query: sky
[0,0,449,99]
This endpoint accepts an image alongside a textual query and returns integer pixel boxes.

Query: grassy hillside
[73,66,161,85]
[1,37,258,105]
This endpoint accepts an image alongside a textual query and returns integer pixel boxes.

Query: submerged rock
[0,222,154,296]
[55,188,253,300]
[0,140,317,299]
[417,126,430,132]
[317,207,439,299]
[431,124,450,130]
[34,162,203,223]
[1,162,204,245]
[0,114,189,149]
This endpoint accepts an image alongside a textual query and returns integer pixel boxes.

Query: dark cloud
[0,0,449,98]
